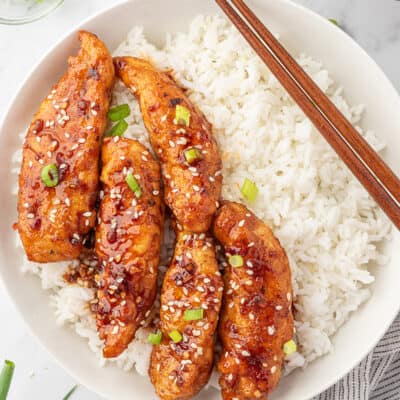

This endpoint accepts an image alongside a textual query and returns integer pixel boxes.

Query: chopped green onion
[105,119,128,137]
[240,178,258,202]
[62,385,77,400]
[228,255,243,268]
[41,163,59,187]
[107,104,131,122]
[148,331,162,345]
[184,308,204,321]
[283,340,297,355]
[169,330,183,343]
[125,173,142,198]
[125,172,142,199]
[328,18,339,26]
[0,360,15,400]
[175,105,191,127]
[184,148,202,164]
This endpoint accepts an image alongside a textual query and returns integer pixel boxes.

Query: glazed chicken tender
[17,31,114,262]
[149,231,223,400]
[114,57,222,233]
[213,202,294,400]
[95,137,164,358]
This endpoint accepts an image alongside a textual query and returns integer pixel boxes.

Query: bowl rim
[0,0,399,399]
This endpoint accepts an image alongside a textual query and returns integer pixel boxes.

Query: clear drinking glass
[0,0,63,25]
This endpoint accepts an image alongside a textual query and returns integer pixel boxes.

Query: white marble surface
[0,1,399,399]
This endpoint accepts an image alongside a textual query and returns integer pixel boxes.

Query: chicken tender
[17,31,114,262]
[213,202,294,400]
[114,57,222,233]
[149,231,223,400]
[95,137,164,358]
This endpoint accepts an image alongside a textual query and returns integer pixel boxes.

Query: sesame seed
[83,211,92,217]
[241,350,251,357]
[246,270,254,276]
[112,325,119,334]
[27,213,35,219]
[38,159,44,165]
[209,176,215,182]
[65,132,70,138]
[238,219,245,227]
[246,260,253,268]
[276,305,283,311]
[71,144,79,150]
[249,313,255,320]
[36,137,41,143]
[271,366,277,374]
[86,125,93,130]
[169,140,175,148]
[267,326,275,335]
[65,198,71,206]
[161,114,167,122]
[245,280,253,286]
[192,330,201,336]
[248,242,255,247]
[287,292,292,301]
[78,138,86,144]
[153,190,159,196]
[193,185,200,192]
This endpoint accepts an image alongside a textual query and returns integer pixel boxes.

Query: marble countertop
[0,1,399,399]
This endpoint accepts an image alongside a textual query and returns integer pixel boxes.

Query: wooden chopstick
[216,0,400,230]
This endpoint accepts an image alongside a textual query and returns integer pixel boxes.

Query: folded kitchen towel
[316,313,400,400]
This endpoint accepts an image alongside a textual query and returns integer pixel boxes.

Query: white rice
[13,14,392,381]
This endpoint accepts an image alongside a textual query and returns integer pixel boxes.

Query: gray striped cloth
[315,313,400,400]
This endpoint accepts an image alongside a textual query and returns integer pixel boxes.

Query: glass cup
[0,0,63,25]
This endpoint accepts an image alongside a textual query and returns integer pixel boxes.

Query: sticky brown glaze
[149,231,223,400]
[213,202,294,400]
[95,137,164,358]
[17,31,114,262]
[114,57,222,233]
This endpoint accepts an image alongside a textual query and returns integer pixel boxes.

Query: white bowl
[1,1,399,399]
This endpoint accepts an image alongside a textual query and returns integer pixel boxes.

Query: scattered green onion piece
[328,18,339,26]
[283,340,297,355]
[107,104,131,122]
[62,385,78,400]
[125,173,142,198]
[175,105,191,127]
[184,308,204,321]
[0,360,15,400]
[169,330,183,343]
[148,331,162,345]
[41,163,59,187]
[105,119,128,137]
[184,148,202,164]
[228,255,244,268]
[240,178,258,202]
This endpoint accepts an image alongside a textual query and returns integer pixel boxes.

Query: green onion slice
[0,360,15,400]
[148,331,162,345]
[105,119,128,137]
[125,173,142,198]
[169,330,183,343]
[175,105,191,127]
[240,178,258,202]
[107,104,131,122]
[184,148,202,164]
[184,308,204,321]
[62,385,78,400]
[328,18,339,26]
[228,255,244,268]
[41,163,59,187]
[283,340,297,355]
